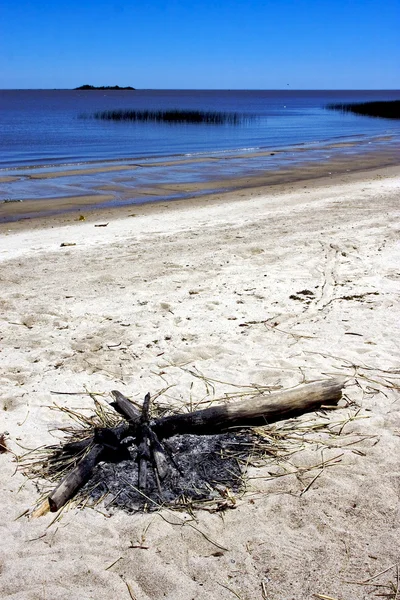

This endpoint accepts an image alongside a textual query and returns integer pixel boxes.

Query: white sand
[1,167,400,599]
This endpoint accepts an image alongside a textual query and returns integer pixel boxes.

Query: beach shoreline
[1,165,399,599]
[1,158,400,231]
[1,133,400,225]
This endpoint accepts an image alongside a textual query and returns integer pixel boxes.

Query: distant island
[74,85,135,91]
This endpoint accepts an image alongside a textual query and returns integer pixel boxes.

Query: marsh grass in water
[81,109,248,125]
[327,99,400,119]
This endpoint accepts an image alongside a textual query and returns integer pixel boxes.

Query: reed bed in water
[327,99,400,119]
[83,109,247,125]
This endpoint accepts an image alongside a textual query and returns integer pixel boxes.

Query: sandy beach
[1,165,400,599]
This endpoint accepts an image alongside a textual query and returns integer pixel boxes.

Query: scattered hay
[19,355,400,516]
[345,563,400,599]
[18,377,370,515]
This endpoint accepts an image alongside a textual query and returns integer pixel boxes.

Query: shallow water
[1,89,400,167]
[1,90,399,221]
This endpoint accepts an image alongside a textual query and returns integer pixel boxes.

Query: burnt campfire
[78,431,255,512]
[24,378,345,517]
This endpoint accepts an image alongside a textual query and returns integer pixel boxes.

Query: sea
[0,90,399,220]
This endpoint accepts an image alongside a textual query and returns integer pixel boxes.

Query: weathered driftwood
[48,443,104,512]
[148,427,170,481]
[112,390,170,485]
[34,396,138,515]
[47,427,130,512]
[110,390,141,426]
[153,378,345,438]
[55,421,130,458]
[137,393,151,489]
[36,378,345,515]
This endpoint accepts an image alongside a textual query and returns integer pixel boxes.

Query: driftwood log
[36,378,345,515]
[48,444,104,512]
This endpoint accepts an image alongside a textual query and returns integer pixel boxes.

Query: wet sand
[1,134,399,223]
[0,194,115,222]
[1,163,399,232]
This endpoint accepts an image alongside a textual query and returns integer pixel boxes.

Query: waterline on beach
[1,132,399,223]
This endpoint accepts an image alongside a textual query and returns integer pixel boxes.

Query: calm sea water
[1,89,400,168]
[1,90,399,221]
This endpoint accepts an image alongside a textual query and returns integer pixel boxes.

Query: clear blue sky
[1,0,399,89]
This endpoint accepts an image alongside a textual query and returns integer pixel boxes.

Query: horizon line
[1,87,399,92]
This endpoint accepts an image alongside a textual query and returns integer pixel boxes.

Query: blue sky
[0,0,399,89]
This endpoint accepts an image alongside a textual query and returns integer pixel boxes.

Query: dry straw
[18,368,379,516]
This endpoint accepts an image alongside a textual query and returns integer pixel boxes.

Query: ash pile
[80,431,254,512]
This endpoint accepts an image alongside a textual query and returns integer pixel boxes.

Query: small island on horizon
[74,84,135,91]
